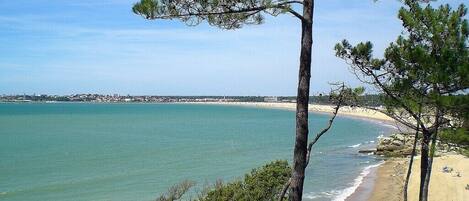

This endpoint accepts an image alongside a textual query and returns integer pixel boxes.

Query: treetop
[132,0,304,29]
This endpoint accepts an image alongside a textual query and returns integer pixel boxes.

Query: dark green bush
[200,160,291,201]
[155,160,291,201]
[439,128,469,146]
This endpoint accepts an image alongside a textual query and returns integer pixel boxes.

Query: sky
[0,0,466,96]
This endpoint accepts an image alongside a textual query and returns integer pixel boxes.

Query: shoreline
[182,101,396,123]
[339,162,384,201]
[183,101,399,201]
[7,101,399,201]
[349,158,407,201]
[357,154,469,201]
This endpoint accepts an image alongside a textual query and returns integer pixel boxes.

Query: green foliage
[440,95,469,126]
[335,0,469,126]
[154,160,291,201]
[156,180,195,201]
[460,148,469,157]
[199,160,291,201]
[326,83,367,107]
[132,0,294,29]
[439,128,469,146]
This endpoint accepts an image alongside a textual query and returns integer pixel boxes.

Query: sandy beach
[186,102,395,122]
[366,155,469,201]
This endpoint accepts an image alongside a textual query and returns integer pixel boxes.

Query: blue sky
[0,0,466,95]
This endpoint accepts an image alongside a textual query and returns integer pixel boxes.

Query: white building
[264,96,278,102]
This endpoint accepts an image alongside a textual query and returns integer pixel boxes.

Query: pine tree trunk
[421,130,437,201]
[404,130,419,201]
[419,129,430,201]
[421,110,440,201]
[290,1,313,201]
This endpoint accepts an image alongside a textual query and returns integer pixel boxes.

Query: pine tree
[132,1,314,200]
[335,1,468,200]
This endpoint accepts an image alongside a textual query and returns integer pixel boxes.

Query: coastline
[351,158,407,201]
[183,101,399,201]
[183,102,467,201]
[355,154,469,201]
[182,101,395,123]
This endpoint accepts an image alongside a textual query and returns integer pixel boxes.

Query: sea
[0,103,395,201]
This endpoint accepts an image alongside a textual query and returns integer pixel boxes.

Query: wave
[304,190,342,200]
[347,143,361,148]
[379,122,398,129]
[331,162,384,201]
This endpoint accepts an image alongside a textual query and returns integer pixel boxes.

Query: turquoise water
[0,103,392,201]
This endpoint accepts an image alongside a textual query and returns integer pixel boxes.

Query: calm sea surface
[0,103,393,201]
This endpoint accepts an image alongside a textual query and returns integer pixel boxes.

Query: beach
[365,155,469,201]
[186,102,395,122]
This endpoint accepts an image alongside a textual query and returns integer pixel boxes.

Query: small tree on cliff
[334,1,468,201]
[131,0,313,200]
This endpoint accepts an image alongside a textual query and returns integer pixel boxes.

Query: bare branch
[278,83,347,200]
[156,180,195,201]
[278,178,291,201]
[305,93,342,166]
[285,8,304,20]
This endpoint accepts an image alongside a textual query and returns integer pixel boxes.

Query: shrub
[200,160,291,201]
[439,128,469,146]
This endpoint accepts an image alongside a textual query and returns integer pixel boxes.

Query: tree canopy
[335,1,468,130]
[335,1,468,200]
[132,0,304,29]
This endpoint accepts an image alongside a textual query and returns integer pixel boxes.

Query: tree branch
[137,1,305,21]
[279,83,346,200]
[278,178,291,201]
[305,96,342,166]
[285,8,305,21]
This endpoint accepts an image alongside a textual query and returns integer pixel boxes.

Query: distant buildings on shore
[264,96,278,102]
[0,94,385,106]
[0,94,282,103]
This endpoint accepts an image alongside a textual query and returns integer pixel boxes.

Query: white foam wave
[380,122,398,129]
[348,143,361,148]
[331,162,384,201]
[304,190,341,200]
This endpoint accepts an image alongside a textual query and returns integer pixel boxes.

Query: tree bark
[419,129,430,201]
[290,1,313,201]
[421,109,441,201]
[421,131,437,201]
[404,104,422,201]
[404,129,419,201]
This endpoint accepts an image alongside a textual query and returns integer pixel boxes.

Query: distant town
[0,94,293,103]
[0,94,387,106]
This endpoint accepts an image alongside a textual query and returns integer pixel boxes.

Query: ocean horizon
[0,103,394,201]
